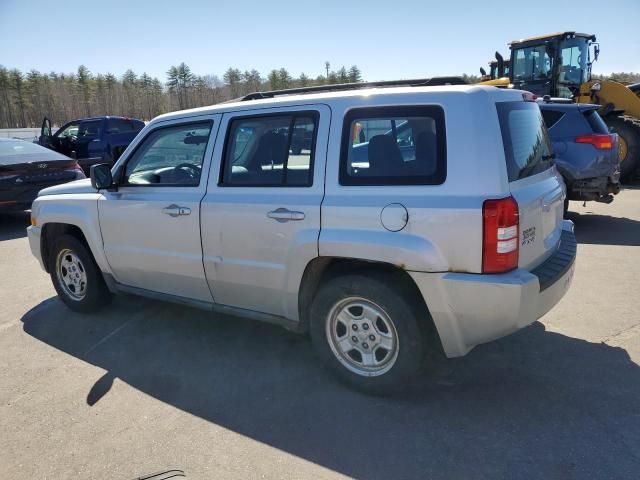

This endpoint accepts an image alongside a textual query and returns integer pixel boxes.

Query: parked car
[38,116,145,174]
[538,98,620,213]
[27,83,576,393]
[0,138,85,213]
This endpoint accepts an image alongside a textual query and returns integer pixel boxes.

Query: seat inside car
[366,135,404,176]
[414,130,438,175]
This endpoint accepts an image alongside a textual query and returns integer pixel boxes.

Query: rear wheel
[49,234,112,313]
[310,274,426,394]
[606,115,640,182]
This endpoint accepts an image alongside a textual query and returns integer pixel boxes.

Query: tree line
[0,62,363,128]
[2,62,637,130]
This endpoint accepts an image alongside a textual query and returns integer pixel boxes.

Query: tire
[48,234,112,313]
[310,274,426,394]
[606,115,640,182]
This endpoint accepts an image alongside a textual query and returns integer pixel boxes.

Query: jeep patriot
[27,83,577,392]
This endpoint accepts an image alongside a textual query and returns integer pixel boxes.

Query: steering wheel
[174,162,201,180]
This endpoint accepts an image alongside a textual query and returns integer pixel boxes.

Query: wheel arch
[41,223,91,273]
[297,256,444,353]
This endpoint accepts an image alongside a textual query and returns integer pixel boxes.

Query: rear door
[200,104,329,319]
[496,100,565,270]
[75,119,105,161]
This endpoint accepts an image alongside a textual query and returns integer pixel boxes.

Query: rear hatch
[579,105,620,178]
[496,99,565,270]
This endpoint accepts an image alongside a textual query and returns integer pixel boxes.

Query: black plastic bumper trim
[531,229,577,292]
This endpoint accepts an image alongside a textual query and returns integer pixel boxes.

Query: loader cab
[509,32,597,98]
[490,59,510,80]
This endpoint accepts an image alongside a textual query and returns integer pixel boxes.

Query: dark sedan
[0,138,85,212]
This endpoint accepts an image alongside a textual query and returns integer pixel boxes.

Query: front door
[98,116,220,302]
[200,105,329,319]
[39,117,52,148]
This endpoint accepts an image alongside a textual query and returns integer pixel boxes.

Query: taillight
[483,196,519,273]
[575,133,614,149]
[522,91,537,102]
[72,162,86,179]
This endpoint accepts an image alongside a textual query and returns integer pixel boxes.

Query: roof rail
[240,76,469,101]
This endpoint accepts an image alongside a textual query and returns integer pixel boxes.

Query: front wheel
[310,274,426,394]
[49,234,112,313]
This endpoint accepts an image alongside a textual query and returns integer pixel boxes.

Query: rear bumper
[27,225,46,271]
[566,176,620,201]
[410,221,576,358]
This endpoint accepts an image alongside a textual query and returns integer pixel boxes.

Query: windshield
[512,45,552,82]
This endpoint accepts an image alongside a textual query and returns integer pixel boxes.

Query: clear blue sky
[1,0,638,82]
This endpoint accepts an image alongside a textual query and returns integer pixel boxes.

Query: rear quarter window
[497,101,554,182]
[339,105,446,186]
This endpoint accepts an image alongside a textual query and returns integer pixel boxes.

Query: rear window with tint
[497,101,554,181]
[541,109,565,130]
[584,110,609,134]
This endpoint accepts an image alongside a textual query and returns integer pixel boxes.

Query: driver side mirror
[90,164,114,190]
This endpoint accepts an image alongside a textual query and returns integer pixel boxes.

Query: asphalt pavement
[0,189,639,479]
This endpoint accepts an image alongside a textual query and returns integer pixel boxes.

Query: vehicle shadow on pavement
[0,211,29,241]
[568,210,640,246]
[21,296,640,480]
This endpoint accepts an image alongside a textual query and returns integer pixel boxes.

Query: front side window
[123,121,212,186]
[512,46,552,82]
[221,112,318,186]
[340,106,446,186]
[497,101,553,181]
[56,122,79,139]
[559,40,589,85]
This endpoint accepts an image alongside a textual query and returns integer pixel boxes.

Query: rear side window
[541,109,565,130]
[78,120,102,138]
[107,118,138,133]
[497,101,553,181]
[584,110,609,134]
[340,106,446,186]
[221,112,318,187]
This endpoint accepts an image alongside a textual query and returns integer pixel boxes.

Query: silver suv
[27,83,576,393]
